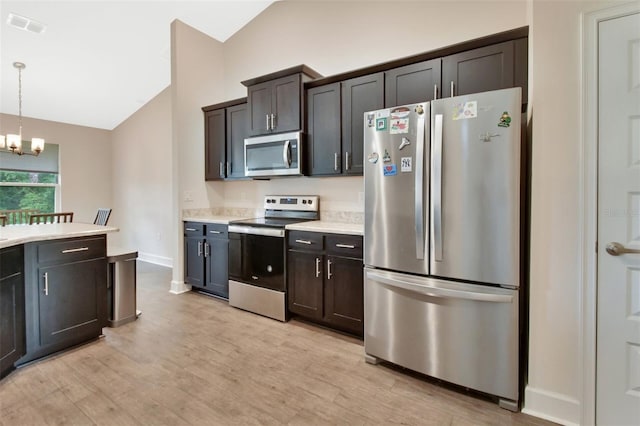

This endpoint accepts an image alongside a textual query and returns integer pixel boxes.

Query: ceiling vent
[7,13,47,34]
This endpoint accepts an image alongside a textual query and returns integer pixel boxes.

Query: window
[0,142,60,220]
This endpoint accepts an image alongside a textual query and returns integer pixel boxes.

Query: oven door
[244,131,302,177]
[228,227,285,292]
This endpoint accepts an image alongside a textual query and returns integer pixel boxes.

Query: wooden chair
[29,212,74,224]
[0,209,39,225]
[93,208,112,226]
[0,215,6,226]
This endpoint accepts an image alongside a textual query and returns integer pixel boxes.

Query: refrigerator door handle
[433,114,444,261]
[366,270,514,303]
[415,111,426,260]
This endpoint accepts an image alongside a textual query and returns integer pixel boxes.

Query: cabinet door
[226,103,248,179]
[0,273,25,375]
[342,73,384,176]
[184,237,205,288]
[442,41,515,98]
[206,237,229,299]
[307,83,341,176]
[287,250,323,320]
[272,74,301,134]
[248,81,272,136]
[204,109,226,180]
[324,255,364,336]
[385,59,442,107]
[38,259,106,347]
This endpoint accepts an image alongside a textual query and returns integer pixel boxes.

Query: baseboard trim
[522,386,581,426]
[170,280,191,294]
[138,252,173,268]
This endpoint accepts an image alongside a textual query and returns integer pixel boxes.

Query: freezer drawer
[364,268,519,403]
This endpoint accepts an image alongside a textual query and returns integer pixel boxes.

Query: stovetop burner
[231,217,314,229]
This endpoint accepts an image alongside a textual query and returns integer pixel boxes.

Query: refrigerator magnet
[498,111,512,128]
[376,117,387,131]
[383,149,391,162]
[390,118,409,134]
[366,113,375,127]
[383,164,397,176]
[401,157,412,172]
[368,152,379,164]
[390,106,411,119]
[452,101,478,121]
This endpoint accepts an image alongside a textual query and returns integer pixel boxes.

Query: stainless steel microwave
[244,131,303,177]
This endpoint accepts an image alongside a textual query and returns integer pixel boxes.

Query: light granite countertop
[182,215,254,225]
[285,221,363,236]
[0,223,119,249]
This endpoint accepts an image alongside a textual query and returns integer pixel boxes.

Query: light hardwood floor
[0,262,554,425]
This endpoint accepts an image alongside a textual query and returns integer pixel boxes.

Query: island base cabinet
[0,246,25,378]
[18,235,107,366]
[38,259,105,347]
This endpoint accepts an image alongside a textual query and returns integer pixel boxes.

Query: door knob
[606,242,640,256]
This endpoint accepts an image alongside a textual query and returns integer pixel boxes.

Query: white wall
[0,113,112,222]
[170,19,226,290]
[110,87,173,266]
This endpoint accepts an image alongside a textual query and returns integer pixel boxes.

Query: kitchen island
[0,223,118,378]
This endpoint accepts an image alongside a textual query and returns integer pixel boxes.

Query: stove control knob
[271,198,276,204]
[307,199,313,205]
[266,199,271,204]
[302,200,307,204]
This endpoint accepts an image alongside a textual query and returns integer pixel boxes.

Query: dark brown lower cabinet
[18,235,107,366]
[0,245,25,378]
[287,231,363,337]
[184,222,229,299]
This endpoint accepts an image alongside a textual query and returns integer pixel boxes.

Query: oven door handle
[228,225,284,238]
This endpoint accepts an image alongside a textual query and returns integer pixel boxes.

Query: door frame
[581,3,640,425]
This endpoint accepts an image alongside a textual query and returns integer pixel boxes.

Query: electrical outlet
[358,191,365,205]
[183,191,194,202]
[156,232,162,241]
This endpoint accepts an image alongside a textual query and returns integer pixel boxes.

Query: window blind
[0,141,59,174]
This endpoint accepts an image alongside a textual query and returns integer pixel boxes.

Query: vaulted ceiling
[0,1,274,130]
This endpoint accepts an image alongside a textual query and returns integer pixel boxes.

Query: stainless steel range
[228,195,319,321]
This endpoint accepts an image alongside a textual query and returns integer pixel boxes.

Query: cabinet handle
[345,152,350,171]
[186,228,197,232]
[226,162,231,176]
[204,242,210,257]
[43,272,49,296]
[62,247,89,254]
[334,153,338,171]
[327,259,333,280]
[219,162,224,178]
[266,114,270,130]
[315,257,321,278]
[198,241,203,256]
[434,84,438,100]
[209,230,222,234]
[450,81,455,97]
[295,239,312,245]
[271,113,276,130]
[335,244,355,249]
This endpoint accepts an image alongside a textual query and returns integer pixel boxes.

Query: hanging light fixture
[0,62,45,156]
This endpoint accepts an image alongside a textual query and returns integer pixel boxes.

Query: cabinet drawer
[326,234,363,258]
[288,231,323,250]
[37,236,106,264]
[206,224,228,239]
[184,222,205,237]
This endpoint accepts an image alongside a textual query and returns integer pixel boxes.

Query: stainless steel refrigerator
[363,87,522,411]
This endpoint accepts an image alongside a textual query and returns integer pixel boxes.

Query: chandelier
[0,62,45,156]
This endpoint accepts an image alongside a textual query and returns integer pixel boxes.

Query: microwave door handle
[283,140,291,168]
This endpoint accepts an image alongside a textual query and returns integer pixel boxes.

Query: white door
[597,11,640,426]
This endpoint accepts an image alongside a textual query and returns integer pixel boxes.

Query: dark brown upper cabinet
[307,83,342,176]
[385,59,442,107]
[203,98,248,181]
[341,73,384,176]
[442,40,516,98]
[242,65,322,137]
[204,108,226,181]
